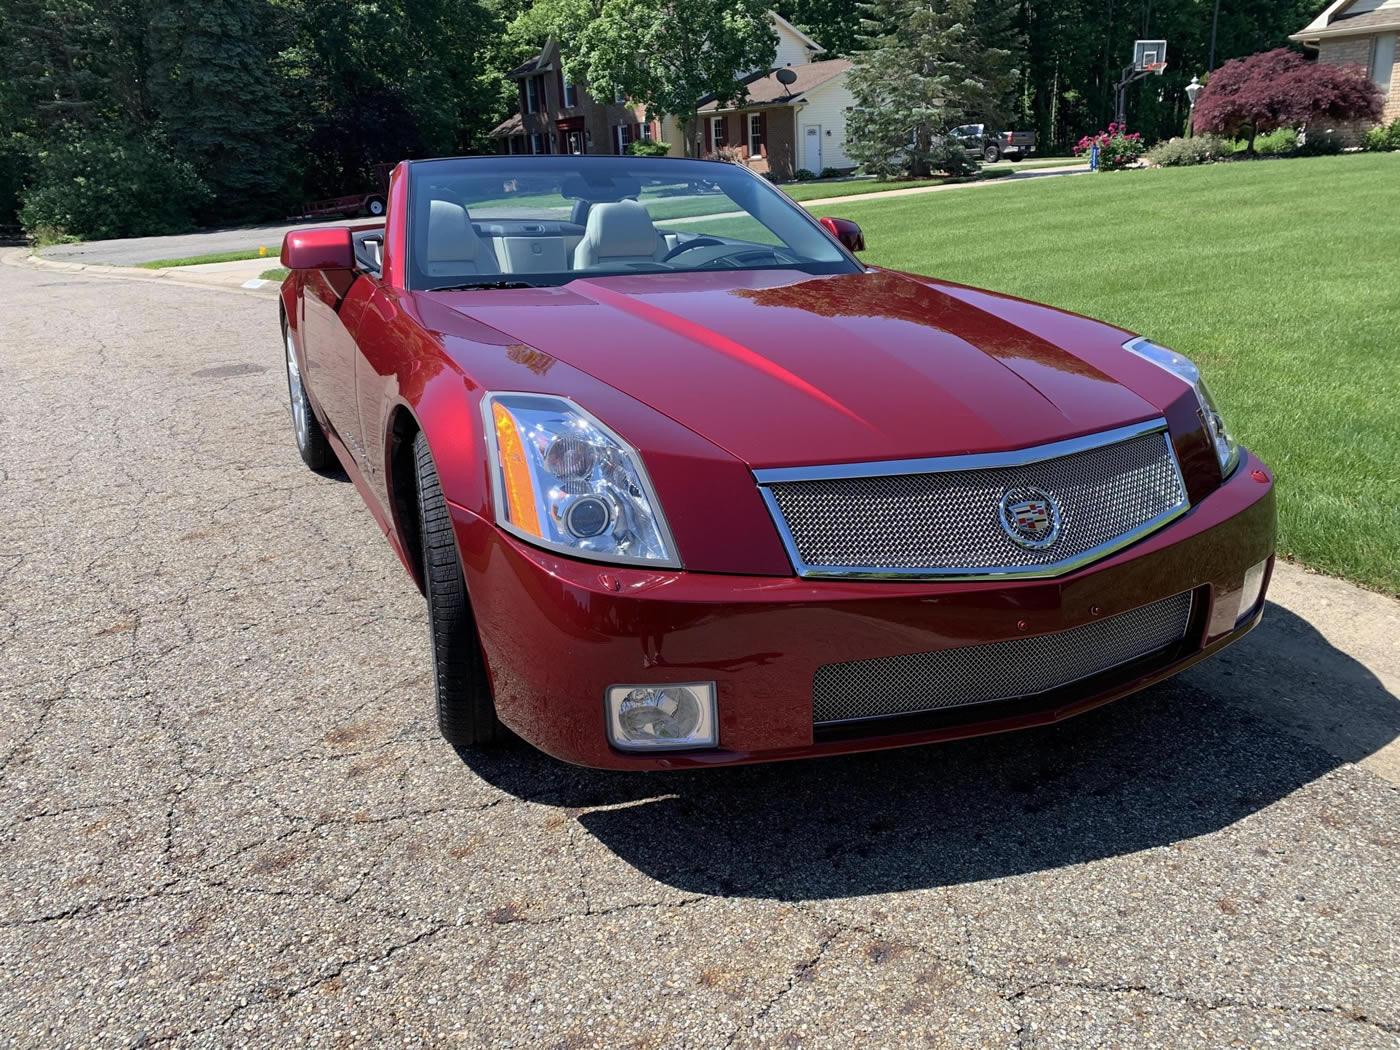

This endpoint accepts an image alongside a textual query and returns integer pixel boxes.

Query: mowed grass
[811,154,1400,594]
[137,248,271,268]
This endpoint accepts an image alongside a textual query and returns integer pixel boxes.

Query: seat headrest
[426,199,481,262]
[584,200,659,259]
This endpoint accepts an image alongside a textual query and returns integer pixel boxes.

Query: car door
[300,261,378,466]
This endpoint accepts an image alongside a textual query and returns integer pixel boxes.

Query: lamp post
[1185,75,1203,137]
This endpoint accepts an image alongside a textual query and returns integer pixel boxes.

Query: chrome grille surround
[813,591,1194,725]
[756,419,1189,581]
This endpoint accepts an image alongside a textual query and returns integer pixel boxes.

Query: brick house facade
[488,39,659,156]
[1292,0,1400,129]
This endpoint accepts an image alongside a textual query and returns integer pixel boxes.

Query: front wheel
[365,195,386,217]
[983,144,1002,163]
[413,431,504,748]
[284,326,334,471]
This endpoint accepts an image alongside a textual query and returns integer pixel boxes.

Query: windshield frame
[402,155,865,293]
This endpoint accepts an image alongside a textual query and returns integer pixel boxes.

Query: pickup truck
[951,124,1037,163]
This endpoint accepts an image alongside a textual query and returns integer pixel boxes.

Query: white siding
[794,74,856,171]
[774,26,813,69]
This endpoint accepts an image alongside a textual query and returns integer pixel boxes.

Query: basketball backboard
[1134,39,1168,74]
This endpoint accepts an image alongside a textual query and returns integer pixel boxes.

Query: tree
[846,0,1020,177]
[772,0,862,55]
[1192,48,1383,152]
[147,0,298,220]
[522,0,777,156]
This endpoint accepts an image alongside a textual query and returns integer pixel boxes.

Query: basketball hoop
[1145,61,1168,76]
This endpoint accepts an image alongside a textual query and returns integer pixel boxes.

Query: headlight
[1123,337,1239,477]
[483,392,680,567]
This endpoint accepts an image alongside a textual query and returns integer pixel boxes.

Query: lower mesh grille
[812,591,1194,725]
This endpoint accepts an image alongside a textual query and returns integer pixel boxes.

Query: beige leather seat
[573,200,667,270]
[424,198,500,277]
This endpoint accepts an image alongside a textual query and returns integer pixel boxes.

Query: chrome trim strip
[753,417,1170,483]
[757,421,1190,582]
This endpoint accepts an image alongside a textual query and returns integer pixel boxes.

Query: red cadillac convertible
[278,155,1275,770]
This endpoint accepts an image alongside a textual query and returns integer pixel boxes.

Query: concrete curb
[3,247,283,299]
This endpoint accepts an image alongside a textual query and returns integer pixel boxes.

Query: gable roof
[509,38,558,79]
[1292,0,1400,40]
[697,58,851,113]
[768,11,825,54]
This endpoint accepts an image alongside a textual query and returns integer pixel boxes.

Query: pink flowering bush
[1074,124,1145,170]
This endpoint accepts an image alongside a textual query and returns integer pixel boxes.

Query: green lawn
[138,248,274,268]
[259,267,289,282]
[811,154,1400,594]
[781,169,1014,203]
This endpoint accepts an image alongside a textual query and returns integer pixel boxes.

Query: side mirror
[820,216,866,253]
[281,227,355,270]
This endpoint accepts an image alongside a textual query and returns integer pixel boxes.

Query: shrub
[1145,135,1235,167]
[762,171,780,182]
[626,140,671,158]
[1074,123,1145,170]
[1361,119,1400,152]
[1254,127,1299,156]
[703,144,748,165]
[793,168,816,181]
[819,166,842,179]
[1296,129,1344,156]
[928,140,976,176]
[20,129,209,241]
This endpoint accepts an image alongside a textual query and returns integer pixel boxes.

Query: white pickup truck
[951,124,1038,163]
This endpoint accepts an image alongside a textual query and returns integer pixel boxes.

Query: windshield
[405,156,859,291]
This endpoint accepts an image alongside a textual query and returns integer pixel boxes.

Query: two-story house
[658,13,857,180]
[488,39,658,156]
[491,12,859,179]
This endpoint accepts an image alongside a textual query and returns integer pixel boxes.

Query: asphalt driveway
[1,258,1398,1048]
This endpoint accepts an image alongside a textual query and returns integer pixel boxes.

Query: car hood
[431,269,1164,469]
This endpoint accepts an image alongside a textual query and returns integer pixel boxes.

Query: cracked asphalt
[2,259,1400,1049]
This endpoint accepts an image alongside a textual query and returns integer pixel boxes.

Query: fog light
[605,683,717,752]
[1237,559,1269,624]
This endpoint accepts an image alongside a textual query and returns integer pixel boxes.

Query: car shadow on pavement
[456,601,1399,899]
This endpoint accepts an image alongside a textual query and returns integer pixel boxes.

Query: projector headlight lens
[605,683,717,751]
[484,393,679,567]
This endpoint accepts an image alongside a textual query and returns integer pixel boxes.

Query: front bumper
[454,452,1276,770]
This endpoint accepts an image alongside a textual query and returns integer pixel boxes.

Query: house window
[748,113,765,158]
[711,116,726,148]
[530,132,547,155]
[640,122,652,141]
[614,123,632,154]
[614,85,626,104]
[525,77,539,114]
[1372,34,1396,93]
[564,81,578,107]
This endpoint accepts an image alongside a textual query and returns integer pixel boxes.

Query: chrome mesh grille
[813,591,1194,725]
[763,429,1186,578]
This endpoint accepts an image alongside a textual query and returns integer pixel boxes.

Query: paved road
[2,261,1399,1049]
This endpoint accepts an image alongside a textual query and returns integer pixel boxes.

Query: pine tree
[846,0,1020,177]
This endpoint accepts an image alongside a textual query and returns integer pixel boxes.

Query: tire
[1009,151,1025,163]
[983,144,1002,163]
[366,195,386,217]
[284,324,335,471]
[413,430,503,747]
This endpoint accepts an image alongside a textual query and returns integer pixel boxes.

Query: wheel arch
[385,403,428,593]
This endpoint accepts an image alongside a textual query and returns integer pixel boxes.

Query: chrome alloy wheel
[285,329,310,451]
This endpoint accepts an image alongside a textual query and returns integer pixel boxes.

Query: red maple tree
[1192,48,1383,153]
